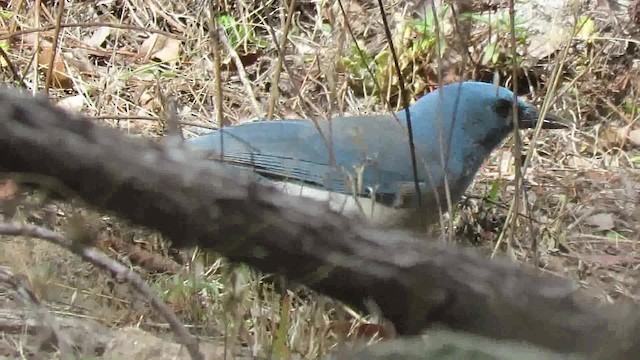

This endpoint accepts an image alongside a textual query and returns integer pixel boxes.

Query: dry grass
[0,0,639,358]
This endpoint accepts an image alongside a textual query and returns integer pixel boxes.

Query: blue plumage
[187,82,563,228]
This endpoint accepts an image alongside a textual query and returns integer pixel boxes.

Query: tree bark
[0,88,636,358]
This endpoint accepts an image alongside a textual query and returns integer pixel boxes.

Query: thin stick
[219,30,263,117]
[208,4,225,128]
[44,0,65,93]
[267,0,296,119]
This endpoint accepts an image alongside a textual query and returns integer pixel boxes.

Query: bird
[186,81,565,230]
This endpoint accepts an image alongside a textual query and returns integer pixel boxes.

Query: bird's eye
[493,98,514,119]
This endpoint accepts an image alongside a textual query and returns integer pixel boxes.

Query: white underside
[271,181,407,226]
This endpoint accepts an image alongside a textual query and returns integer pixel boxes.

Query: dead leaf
[139,35,181,64]
[599,125,629,149]
[527,26,571,60]
[139,34,161,61]
[56,95,85,113]
[139,90,155,111]
[85,27,111,48]
[38,42,72,88]
[585,213,615,231]
[627,129,640,147]
[66,48,96,74]
[22,31,56,45]
[151,37,181,63]
[221,50,263,71]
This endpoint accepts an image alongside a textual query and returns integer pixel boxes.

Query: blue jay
[187,82,564,229]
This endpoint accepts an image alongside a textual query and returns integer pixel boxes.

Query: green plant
[217,14,267,49]
[486,178,502,203]
[575,15,596,43]
[158,273,225,322]
[405,5,449,57]
[464,12,528,66]
[340,42,375,79]
[339,5,450,97]
[0,9,12,20]
[622,99,639,116]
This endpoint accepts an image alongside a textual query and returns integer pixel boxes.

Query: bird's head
[402,81,566,153]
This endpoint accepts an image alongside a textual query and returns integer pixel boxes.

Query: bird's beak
[518,106,569,129]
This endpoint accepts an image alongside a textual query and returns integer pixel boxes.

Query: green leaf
[605,231,626,241]
[482,42,498,65]
[576,16,596,41]
[0,9,12,20]
[629,156,640,164]
[487,178,501,202]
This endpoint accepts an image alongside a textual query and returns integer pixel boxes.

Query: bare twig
[44,0,65,94]
[218,30,263,117]
[266,0,296,119]
[208,5,226,128]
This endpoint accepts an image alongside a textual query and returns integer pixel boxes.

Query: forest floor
[0,0,639,358]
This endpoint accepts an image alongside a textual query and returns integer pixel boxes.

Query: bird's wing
[189,115,431,194]
[187,119,348,192]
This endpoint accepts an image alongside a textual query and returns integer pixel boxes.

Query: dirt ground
[0,0,639,358]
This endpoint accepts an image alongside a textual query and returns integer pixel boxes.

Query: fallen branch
[0,88,637,358]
